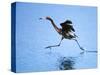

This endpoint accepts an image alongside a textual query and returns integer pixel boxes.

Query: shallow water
[15,3,97,72]
[44,50,97,70]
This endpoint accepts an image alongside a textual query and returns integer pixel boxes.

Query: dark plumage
[60,20,75,33]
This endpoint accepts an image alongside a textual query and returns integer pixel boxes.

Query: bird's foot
[80,47,84,50]
[80,47,85,55]
[45,46,52,49]
[80,47,85,52]
[45,44,60,49]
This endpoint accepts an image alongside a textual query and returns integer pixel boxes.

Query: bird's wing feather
[70,25,75,32]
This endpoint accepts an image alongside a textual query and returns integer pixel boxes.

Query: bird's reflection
[45,49,97,70]
[57,50,97,70]
[58,57,75,70]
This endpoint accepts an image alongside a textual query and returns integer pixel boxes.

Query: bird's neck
[48,19,61,34]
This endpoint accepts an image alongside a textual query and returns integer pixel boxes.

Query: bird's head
[39,16,52,21]
[46,16,52,21]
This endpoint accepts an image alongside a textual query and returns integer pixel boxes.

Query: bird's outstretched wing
[70,25,75,32]
[61,24,75,33]
[60,20,75,32]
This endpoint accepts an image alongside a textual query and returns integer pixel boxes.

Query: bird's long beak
[39,17,46,20]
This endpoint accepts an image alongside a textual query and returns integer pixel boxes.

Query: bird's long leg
[45,37,64,49]
[74,39,85,51]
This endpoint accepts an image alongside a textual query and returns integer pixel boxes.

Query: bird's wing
[70,25,75,32]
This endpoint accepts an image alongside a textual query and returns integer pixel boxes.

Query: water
[44,50,97,70]
[15,2,97,72]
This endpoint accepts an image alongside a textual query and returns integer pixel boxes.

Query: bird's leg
[74,39,85,51]
[57,37,64,46]
[45,37,64,49]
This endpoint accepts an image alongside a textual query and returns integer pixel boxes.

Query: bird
[39,16,84,51]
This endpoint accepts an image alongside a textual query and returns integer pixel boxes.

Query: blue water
[15,2,97,72]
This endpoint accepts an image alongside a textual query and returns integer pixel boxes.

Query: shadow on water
[58,57,75,70]
[44,49,97,70]
[57,50,97,70]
